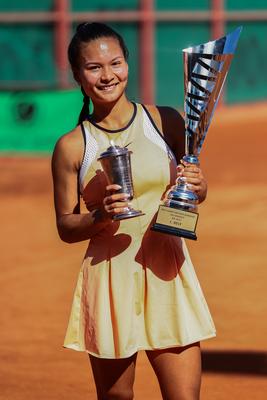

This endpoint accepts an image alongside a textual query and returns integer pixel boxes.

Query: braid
[77,87,90,125]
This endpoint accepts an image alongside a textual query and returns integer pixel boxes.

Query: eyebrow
[84,56,124,66]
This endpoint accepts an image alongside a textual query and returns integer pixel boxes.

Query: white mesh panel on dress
[79,123,99,193]
[142,108,175,161]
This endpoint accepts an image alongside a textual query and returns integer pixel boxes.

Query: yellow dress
[64,103,216,359]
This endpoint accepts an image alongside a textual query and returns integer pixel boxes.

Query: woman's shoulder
[142,104,184,136]
[143,104,183,118]
[52,125,84,170]
[141,104,185,160]
[54,125,83,152]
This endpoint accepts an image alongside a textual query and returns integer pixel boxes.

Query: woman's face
[75,37,128,106]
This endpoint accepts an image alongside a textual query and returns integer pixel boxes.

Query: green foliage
[226,22,267,103]
[72,0,138,11]
[0,90,82,152]
[155,23,210,107]
[227,0,267,10]
[155,0,209,10]
[0,25,56,87]
[0,0,53,11]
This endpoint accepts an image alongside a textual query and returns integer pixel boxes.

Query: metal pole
[1,10,267,23]
[54,0,70,88]
[140,0,155,104]
[211,0,225,39]
[211,0,225,106]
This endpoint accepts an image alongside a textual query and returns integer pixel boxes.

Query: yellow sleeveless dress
[64,103,216,359]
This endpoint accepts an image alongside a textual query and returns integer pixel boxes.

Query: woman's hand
[102,184,132,219]
[176,160,208,203]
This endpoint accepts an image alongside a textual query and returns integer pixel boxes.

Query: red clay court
[1,103,267,399]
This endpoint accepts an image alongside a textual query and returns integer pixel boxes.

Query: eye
[112,60,122,66]
[86,65,100,71]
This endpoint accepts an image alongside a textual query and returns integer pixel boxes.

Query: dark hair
[68,22,129,125]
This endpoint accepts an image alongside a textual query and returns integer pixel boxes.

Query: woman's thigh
[146,343,201,400]
[89,353,138,400]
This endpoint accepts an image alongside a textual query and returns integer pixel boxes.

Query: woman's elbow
[56,219,76,244]
[57,227,73,243]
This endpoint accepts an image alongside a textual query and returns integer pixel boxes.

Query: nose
[100,66,114,82]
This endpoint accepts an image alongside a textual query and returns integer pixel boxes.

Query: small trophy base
[113,209,144,221]
[151,205,198,240]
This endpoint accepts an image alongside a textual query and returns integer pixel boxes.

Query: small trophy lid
[98,140,131,160]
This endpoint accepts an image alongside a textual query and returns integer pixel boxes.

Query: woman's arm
[144,105,207,204]
[51,128,132,243]
[52,128,104,243]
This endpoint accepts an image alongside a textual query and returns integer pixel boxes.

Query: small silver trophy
[98,141,144,220]
[152,27,242,240]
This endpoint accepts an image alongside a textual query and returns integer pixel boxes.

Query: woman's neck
[91,95,134,130]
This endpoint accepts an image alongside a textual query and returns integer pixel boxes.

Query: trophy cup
[98,141,144,220]
[152,27,242,240]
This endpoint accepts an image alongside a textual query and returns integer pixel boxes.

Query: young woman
[52,22,216,400]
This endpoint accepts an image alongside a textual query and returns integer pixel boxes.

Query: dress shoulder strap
[140,104,176,160]
[79,121,99,192]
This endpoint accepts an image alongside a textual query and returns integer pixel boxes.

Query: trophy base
[113,209,144,221]
[151,205,198,240]
[151,223,197,240]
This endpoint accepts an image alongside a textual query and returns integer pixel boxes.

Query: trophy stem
[165,153,199,212]
[183,154,199,165]
[113,208,144,220]
[166,184,198,212]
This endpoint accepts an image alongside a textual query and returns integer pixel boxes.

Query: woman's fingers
[104,192,130,205]
[177,167,201,182]
[106,184,122,192]
[104,197,130,208]
[104,202,131,214]
[104,200,131,216]
[103,185,131,217]
[177,160,208,202]
[176,162,206,193]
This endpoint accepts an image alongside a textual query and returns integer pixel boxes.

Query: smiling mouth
[98,83,119,91]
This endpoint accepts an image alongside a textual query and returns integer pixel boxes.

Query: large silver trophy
[98,141,144,220]
[152,27,242,240]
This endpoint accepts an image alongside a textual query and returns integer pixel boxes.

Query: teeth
[100,84,117,91]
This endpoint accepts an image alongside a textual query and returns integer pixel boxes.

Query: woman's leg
[146,343,201,400]
[89,353,138,400]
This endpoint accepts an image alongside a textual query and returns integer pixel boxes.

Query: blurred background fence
[1,0,267,152]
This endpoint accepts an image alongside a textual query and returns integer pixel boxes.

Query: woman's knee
[100,386,134,400]
[89,353,137,400]
[175,381,200,400]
